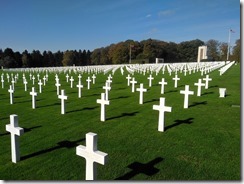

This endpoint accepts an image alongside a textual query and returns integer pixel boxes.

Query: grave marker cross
[153,97,172,132]
[23,79,28,92]
[203,75,212,89]
[172,74,180,88]
[8,85,14,104]
[180,85,194,109]
[158,78,167,94]
[58,90,68,114]
[76,132,108,180]
[126,74,131,86]
[32,76,35,85]
[96,93,109,122]
[66,74,69,83]
[6,114,24,163]
[38,80,43,93]
[55,81,61,95]
[130,77,137,93]
[76,81,84,98]
[103,82,111,101]
[70,76,74,88]
[147,75,154,87]
[136,83,147,104]
[86,77,91,89]
[30,87,37,109]
[92,74,96,84]
[1,76,4,88]
[194,79,205,96]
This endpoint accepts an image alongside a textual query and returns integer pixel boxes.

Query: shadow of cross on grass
[189,101,207,108]
[21,138,85,161]
[165,118,194,131]
[23,125,42,133]
[107,111,139,121]
[115,157,164,180]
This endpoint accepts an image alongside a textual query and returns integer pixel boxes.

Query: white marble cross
[92,74,96,84]
[38,80,43,93]
[66,74,69,82]
[30,87,37,109]
[32,76,35,85]
[45,73,49,81]
[106,78,112,88]
[22,75,26,84]
[6,114,24,163]
[203,75,212,89]
[147,74,154,87]
[70,76,74,88]
[103,82,111,101]
[108,74,113,81]
[11,79,15,91]
[194,79,205,96]
[183,67,187,76]
[43,76,46,86]
[86,77,91,89]
[136,83,147,104]
[153,97,172,132]
[159,78,167,94]
[55,75,59,84]
[126,74,131,86]
[58,90,68,114]
[180,85,194,109]
[130,77,137,93]
[76,132,108,180]
[23,79,28,92]
[1,76,4,88]
[55,81,61,95]
[96,93,110,122]
[172,74,180,88]
[8,85,14,104]
[76,80,84,98]
[78,74,82,83]
[7,74,10,82]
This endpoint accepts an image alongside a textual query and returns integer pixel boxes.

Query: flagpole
[227,29,231,61]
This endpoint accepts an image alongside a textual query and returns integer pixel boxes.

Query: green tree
[31,50,43,67]
[219,42,228,61]
[206,39,220,61]
[62,50,76,66]
[232,39,240,62]
[178,39,204,62]
[0,56,18,68]
[22,50,32,67]
[109,42,129,64]
[91,48,101,65]
[14,51,22,67]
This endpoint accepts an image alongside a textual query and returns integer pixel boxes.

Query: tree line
[0,38,240,68]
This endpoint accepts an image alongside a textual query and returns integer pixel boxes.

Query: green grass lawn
[0,63,240,180]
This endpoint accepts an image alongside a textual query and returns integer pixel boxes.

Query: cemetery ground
[0,64,240,180]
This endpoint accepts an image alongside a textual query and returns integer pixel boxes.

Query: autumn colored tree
[232,39,240,62]
[62,50,76,66]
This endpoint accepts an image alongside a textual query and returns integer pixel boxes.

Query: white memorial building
[197,46,208,62]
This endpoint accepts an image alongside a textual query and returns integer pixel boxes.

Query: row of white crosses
[152,75,212,132]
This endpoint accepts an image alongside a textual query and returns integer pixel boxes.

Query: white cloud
[146,14,152,18]
[158,10,174,17]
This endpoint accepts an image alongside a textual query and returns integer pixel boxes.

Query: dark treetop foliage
[0,38,240,68]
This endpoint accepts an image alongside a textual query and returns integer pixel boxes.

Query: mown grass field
[0,64,240,180]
